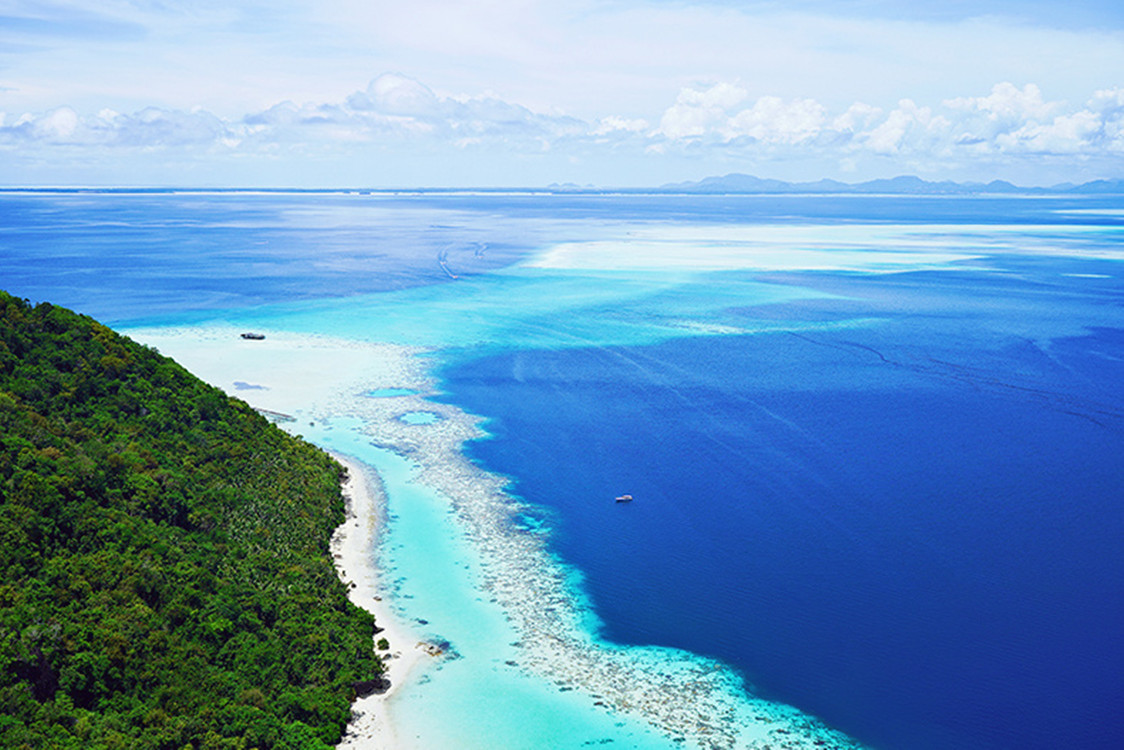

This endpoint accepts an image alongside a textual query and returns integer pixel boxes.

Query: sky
[2,0,1124,187]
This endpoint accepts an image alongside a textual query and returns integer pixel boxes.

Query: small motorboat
[240,332,266,340]
[615,494,633,503]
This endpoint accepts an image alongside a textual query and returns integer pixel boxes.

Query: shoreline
[331,453,427,749]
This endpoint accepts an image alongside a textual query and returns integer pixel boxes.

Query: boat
[240,332,266,340]
[615,494,633,503]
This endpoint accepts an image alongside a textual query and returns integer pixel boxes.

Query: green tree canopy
[0,291,382,750]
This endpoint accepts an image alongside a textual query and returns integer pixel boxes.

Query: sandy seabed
[125,324,863,750]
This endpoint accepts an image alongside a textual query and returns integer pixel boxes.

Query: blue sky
[2,0,1123,187]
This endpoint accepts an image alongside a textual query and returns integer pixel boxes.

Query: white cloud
[1087,87,1124,152]
[723,97,826,144]
[115,108,231,147]
[347,73,442,117]
[34,107,81,141]
[862,99,951,155]
[640,79,1124,173]
[933,85,1124,156]
[2,72,594,155]
[4,74,1124,186]
[658,83,749,139]
[1000,110,1102,154]
[1,105,229,147]
[832,103,883,134]
[946,82,1055,122]
[656,85,827,145]
[592,116,649,136]
[942,82,1059,150]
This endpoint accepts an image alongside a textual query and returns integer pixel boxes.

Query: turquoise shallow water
[224,265,829,354]
[296,419,676,750]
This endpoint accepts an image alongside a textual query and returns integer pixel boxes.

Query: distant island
[0,292,384,750]
[3,174,1124,195]
[652,173,1124,195]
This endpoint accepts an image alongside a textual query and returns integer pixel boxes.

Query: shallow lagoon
[5,191,1124,749]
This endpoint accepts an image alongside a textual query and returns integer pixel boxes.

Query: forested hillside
[0,291,382,749]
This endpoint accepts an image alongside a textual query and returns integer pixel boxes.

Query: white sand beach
[332,453,426,749]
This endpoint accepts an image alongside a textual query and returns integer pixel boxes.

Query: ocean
[3,190,1123,749]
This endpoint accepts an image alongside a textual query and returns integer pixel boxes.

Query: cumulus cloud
[861,99,951,155]
[594,116,648,133]
[995,109,1101,154]
[241,72,586,147]
[943,83,1057,150]
[113,108,232,147]
[647,80,1124,167]
[4,74,1124,183]
[2,105,230,147]
[1,72,587,157]
[723,97,826,144]
[656,84,829,145]
[658,83,749,139]
[832,103,883,134]
[1089,88,1124,151]
[938,84,1124,156]
[347,73,442,117]
[946,82,1055,121]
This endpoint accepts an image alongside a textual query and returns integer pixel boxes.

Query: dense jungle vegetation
[0,291,383,749]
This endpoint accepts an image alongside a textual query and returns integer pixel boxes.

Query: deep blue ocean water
[440,272,1124,750]
[3,191,1123,749]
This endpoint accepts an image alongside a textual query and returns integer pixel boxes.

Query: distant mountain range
[654,173,1124,195]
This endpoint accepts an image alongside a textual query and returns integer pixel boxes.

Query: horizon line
[2,172,1124,197]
